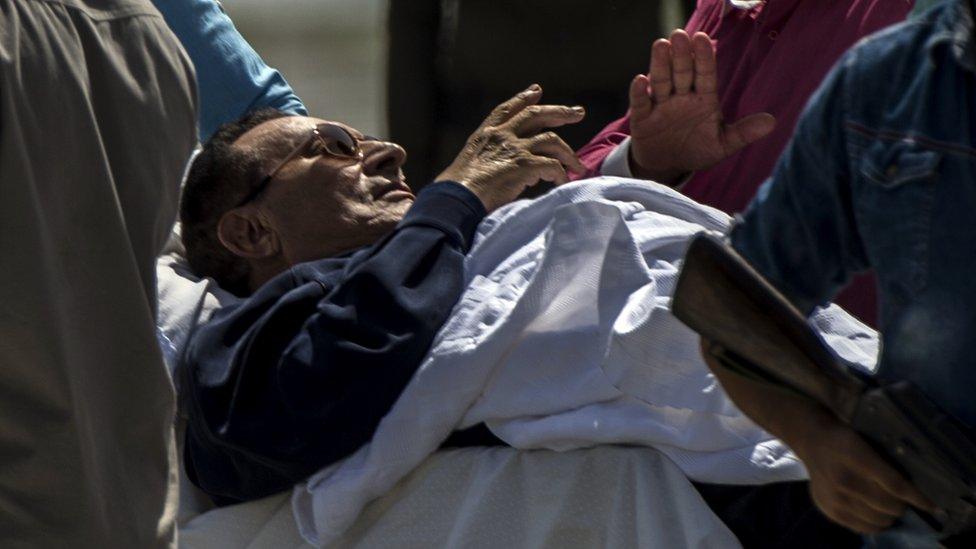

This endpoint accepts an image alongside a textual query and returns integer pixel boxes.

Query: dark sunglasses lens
[318,124,359,157]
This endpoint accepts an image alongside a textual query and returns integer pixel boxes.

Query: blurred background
[224,0,694,187]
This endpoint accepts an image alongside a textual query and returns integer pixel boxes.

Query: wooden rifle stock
[671,233,976,539]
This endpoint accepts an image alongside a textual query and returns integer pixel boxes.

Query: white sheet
[291,178,879,546]
[156,223,239,379]
[157,212,738,548]
[156,177,878,547]
[179,447,739,549]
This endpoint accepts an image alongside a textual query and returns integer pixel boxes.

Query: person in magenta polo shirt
[575,0,913,326]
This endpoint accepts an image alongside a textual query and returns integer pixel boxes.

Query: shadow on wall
[387,0,695,190]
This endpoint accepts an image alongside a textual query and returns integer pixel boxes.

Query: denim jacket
[731,0,976,426]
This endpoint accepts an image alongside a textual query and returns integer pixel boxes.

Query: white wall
[220,0,689,138]
[222,0,389,135]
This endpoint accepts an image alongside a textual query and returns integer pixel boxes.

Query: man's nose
[362,140,407,176]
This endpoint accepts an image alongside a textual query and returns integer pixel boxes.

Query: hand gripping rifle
[671,232,976,539]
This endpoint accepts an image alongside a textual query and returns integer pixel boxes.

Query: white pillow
[156,222,240,379]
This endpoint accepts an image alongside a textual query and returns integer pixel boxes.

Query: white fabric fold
[292,178,879,546]
[179,447,739,549]
[599,136,636,178]
[156,223,240,379]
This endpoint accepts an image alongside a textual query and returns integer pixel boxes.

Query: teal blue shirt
[152,0,307,140]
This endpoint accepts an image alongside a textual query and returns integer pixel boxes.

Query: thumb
[628,74,653,119]
[723,112,776,154]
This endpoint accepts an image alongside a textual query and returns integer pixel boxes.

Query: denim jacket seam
[843,122,976,158]
[839,48,861,183]
[844,130,938,296]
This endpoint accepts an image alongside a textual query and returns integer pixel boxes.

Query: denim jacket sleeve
[730,52,870,316]
[152,0,308,140]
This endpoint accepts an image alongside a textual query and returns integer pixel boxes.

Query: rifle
[671,232,976,539]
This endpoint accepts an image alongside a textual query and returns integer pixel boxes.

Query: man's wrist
[432,166,494,211]
[600,138,635,178]
[703,340,837,456]
[628,145,688,185]
[401,181,487,250]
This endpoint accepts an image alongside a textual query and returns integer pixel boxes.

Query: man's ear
[216,207,280,259]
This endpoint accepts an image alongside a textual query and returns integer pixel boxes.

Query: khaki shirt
[0,1,197,546]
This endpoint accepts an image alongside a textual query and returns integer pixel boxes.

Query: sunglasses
[235,122,364,208]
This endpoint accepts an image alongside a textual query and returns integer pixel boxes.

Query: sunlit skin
[627,29,776,184]
[218,116,414,289]
[215,86,587,293]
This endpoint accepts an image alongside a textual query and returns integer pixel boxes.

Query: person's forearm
[702,339,938,532]
[152,0,307,140]
[701,339,834,459]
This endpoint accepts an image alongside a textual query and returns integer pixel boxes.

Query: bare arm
[701,339,936,533]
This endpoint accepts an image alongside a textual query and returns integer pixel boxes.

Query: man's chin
[386,197,414,222]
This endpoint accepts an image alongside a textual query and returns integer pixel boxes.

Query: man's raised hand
[437,84,586,212]
[628,29,776,184]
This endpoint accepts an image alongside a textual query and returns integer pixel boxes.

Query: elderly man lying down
[178,86,587,491]
[173,41,876,549]
[174,101,875,548]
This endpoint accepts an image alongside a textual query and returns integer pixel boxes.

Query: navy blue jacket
[182,182,487,504]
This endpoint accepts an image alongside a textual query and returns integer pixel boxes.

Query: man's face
[235,115,413,264]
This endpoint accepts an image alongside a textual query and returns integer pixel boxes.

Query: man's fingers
[629,74,653,119]
[866,458,938,514]
[835,513,890,535]
[723,112,776,153]
[507,104,586,136]
[649,39,672,103]
[841,483,905,527]
[844,478,909,518]
[852,507,900,532]
[691,32,717,94]
[842,432,936,514]
[526,132,586,174]
[817,489,894,534]
[843,495,900,532]
[483,84,543,128]
[519,155,568,186]
[670,29,694,94]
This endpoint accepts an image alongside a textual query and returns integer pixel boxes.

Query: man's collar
[726,0,764,8]
[925,0,976,73]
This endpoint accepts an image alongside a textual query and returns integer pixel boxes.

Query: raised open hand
[628,30,776,184]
